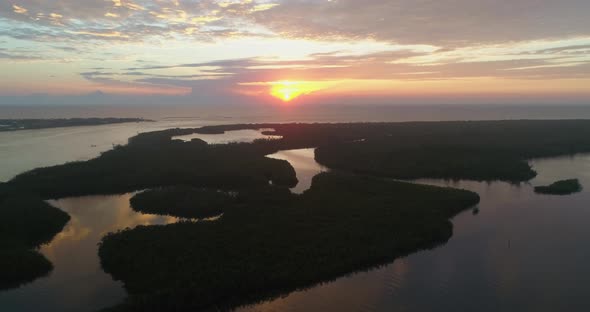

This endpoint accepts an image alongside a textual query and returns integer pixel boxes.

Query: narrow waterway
[237,154,590,312]
[3,129,590,312]
[173,129,282,144]
[0,130,294,312]
[0,194,180,311]
[266,148,328,194]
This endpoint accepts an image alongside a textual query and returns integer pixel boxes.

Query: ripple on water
[237,154,590,312]
[5,140,590,312]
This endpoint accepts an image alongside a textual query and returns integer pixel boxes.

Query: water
[0,194,181,312]
[267,148,328,194]
[174,129,282,144]
[3,108,590,311]
[237,154,590,312]
[3,104,590,121]
[0,121,282,182]
[0,120,214,182]
[4,103,590,181]
[5,141,589,311]
[0,133,320,312]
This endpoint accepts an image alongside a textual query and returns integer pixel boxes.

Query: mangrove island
[534,179,583,195]
[0,118,149,132]
[3,120,590,311]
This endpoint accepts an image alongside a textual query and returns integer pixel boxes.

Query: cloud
[0,0,275,43]
[12,5,28,14]
[74,40,589,98]
[0,0,588,102]
[252,0,590,46]
[0,47,44,61]
[51,45,81,52]
[0,51,41,60]
[1,0,589,49]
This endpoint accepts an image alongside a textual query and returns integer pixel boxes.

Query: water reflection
[266,148,328,194]
[4,127,590,312]
[0,194,180,312]
[0,129,290,312]
[237,154,590,312]
[0,119,219,182]
[173,129,282,144]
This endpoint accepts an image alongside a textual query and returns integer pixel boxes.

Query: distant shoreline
[0,118,151,132]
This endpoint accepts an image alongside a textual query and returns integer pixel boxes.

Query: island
[130,186,233,219]
[99,173,479,311]
[0,194,70,290]
[0,118,150,132]
[3,120,590,311]
[534,179,583,195]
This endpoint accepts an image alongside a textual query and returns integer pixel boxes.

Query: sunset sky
[1,0,589,105]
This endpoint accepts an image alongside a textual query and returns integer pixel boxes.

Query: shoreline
[0,118,151,132]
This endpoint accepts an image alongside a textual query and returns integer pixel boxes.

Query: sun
[271,81,300,102]
[260,80,331,102]
[270,81,304,102]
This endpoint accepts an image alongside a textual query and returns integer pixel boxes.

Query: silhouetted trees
[98,173,479,311]
[187,120,590,182]
[8,138,297,199]
[535,179,582,195]
[6,120,590,300]
[130,186,234,219]
[0,118,149,132]
[0,194,70,289]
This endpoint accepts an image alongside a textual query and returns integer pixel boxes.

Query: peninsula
[0,118,149,132]
[3,120,590,311]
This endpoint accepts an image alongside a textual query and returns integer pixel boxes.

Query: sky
[0,0,589,106]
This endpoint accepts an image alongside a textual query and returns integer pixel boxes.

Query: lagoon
[0,194,179,312]
[238,154,590,312]
[2,122,590,311]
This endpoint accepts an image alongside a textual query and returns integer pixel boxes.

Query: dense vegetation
[0,249,52,291]
[7,138,297,199]
[0,194,70,289]
[5,120,590,299]
[0,118,148,131]
[8,121,590,199]
[99,173,480,311]
[182,120,590,182]
[130,186,234,219]
[534,179,582,195]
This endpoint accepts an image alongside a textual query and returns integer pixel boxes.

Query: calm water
[0,132,319,312]
[2,111,590,311]
[174,129,282,144]
[0,119,216,182]
[267,148,328,194]
[4,104,590,121]
[0,194,181,312]
[4,103,590,181]
[237,154,590,312]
